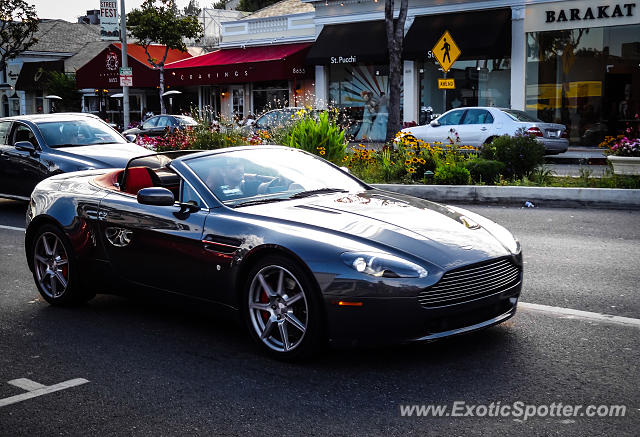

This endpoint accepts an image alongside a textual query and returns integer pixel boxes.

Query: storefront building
[308,0,517,141]
[524,0,640,144]
[0,20,103,117]
[165,42,314,121]
[308,5,513,140]
[163,1,316,121]
[75,43,192,127]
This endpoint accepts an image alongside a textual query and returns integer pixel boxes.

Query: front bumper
[325,278,521,347]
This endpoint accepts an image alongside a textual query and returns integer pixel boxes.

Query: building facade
[166,0,316,121]
[306,0,639,144]
[0,20,102,117]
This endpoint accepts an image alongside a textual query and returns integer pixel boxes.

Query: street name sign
[119,67,132,87]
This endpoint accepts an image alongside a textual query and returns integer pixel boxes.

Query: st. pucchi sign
[331,56,357,64]
[100,1,120,41]
[525,1,639,32]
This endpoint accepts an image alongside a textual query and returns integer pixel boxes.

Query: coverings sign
[100,1,120,41]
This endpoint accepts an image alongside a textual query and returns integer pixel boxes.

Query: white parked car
[401,107,569,155]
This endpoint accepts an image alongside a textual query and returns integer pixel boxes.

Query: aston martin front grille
[418,258,521,308]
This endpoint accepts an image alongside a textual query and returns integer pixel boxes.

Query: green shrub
[434,163,471,185]
[464,158,505,184]
[485,130,545,179]
[190,126,245,149]
[284,110,346,163]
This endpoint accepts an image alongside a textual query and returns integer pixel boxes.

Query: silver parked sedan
[402,107,569,155]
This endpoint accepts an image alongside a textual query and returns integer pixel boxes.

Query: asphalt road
[0,199,638,436]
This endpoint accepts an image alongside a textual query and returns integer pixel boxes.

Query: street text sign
[100,1,120,41]
[119,67,132,87]
[438,78,455,89]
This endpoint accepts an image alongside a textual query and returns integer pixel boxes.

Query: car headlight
[340,252,428,278]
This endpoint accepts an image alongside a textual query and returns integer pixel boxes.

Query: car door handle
[480,127,487,131]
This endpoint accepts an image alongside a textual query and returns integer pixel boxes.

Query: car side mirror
[15,141,37,154]
[137,187,175,206]
[125,134,137,143]
[340,166,350,174]
[430,120,440,127]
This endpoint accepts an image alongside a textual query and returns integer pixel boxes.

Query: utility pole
[120,0,129,129]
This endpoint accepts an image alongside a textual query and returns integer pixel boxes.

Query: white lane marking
[8,378,46,391]
[0,378,89,408]
[519,302,640,328]
[0,224,25,232]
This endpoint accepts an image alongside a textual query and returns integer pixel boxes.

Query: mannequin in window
[356,91,376,141]
[369,92,389,141]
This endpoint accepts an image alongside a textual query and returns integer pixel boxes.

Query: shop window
[2,95,8,117]
[252,81,289,115]
[525,24,640,145]
[418,58,510,124]
[9,97,19,116]
[232,88,244,120]
[35,96,44,114]
[328,64,395,141]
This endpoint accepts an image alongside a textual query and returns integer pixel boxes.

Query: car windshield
[184,148,367,207]
[37,118,126,147]
[501,109,542,123]
[174,115,198,126]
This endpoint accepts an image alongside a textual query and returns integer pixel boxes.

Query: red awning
[166,42,312,86]
[76,44,192,89]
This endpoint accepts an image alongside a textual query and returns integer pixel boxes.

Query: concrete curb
[372,184,640,209]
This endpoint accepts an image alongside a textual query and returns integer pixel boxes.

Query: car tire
[30,224,94,306]
[483,136,495,146]
[243,255,325,360]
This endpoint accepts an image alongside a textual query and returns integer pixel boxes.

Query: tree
[45,72,80,111]
[237,0,279,13]
[384,0,408,141]
[127,0,203,114]
[211,0,229,9]
[0,0,38,72]
[183,0,201,16]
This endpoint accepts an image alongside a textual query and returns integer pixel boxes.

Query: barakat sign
[545,3,636,22]
[525,1,640,31]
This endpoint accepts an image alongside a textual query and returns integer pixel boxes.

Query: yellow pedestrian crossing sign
[432,31,461,73]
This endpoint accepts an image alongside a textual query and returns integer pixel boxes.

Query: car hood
[240,189,513,270]
[52,143,151,168]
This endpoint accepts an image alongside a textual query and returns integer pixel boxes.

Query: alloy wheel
[33,232,69,299]
[248,265,309,353]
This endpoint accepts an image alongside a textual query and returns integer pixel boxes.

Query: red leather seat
[123,167,154,195]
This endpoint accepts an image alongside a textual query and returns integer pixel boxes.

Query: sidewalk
[372,184,640,209]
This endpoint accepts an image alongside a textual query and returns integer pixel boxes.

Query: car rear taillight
[527,127,544,137]
[561,130,568,138]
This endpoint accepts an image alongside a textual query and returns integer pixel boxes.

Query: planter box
[607,155,640,175]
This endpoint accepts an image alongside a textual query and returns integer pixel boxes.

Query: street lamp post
[120,0,129,130]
